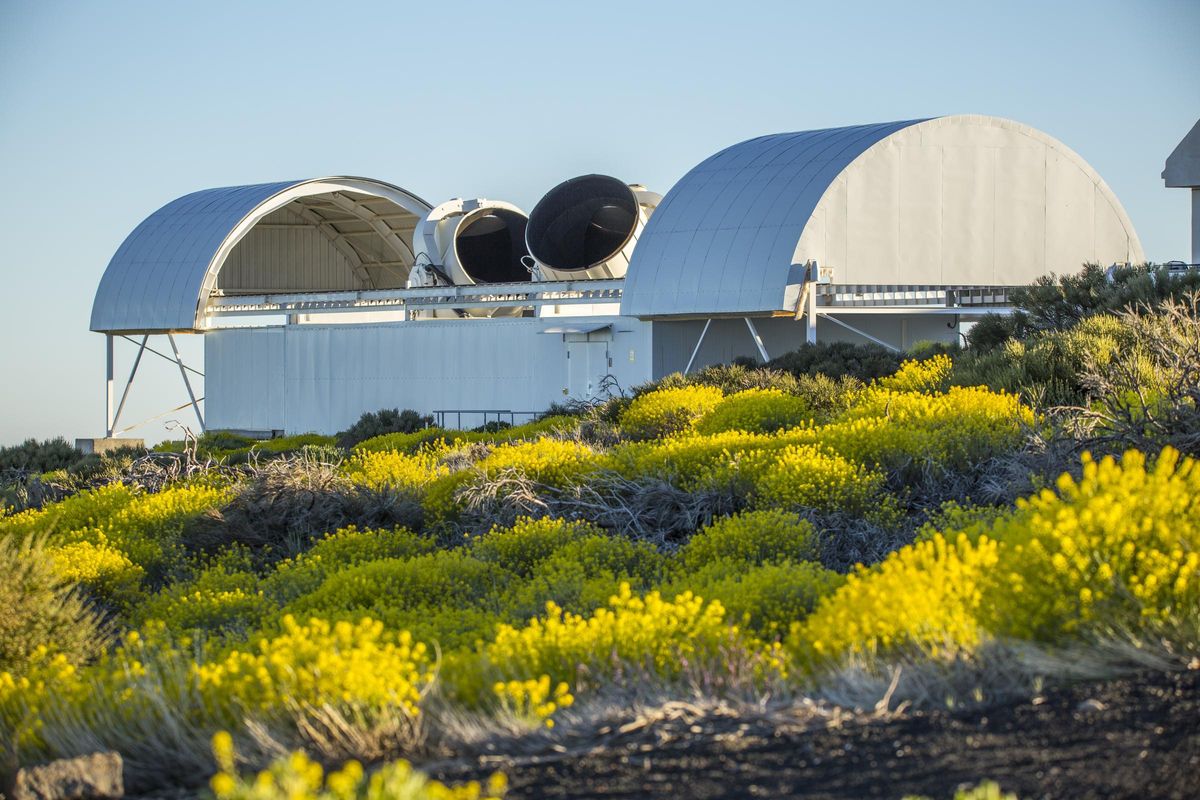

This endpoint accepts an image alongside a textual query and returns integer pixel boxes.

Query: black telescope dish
[455,209,530,284]
[526,175,638,272]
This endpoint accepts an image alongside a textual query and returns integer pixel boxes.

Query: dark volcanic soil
[434,669,1199,800]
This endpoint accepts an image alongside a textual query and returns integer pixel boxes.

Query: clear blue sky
[1,0,1197,446]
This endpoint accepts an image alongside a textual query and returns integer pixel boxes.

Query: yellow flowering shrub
[354,427,456,455]
[677,510,819,571]
[720,445,891,517]
[876,354,953,394]
[62,483,232,582]
[606,429,779,484]
[480,583,743,690]
[0,483,138,539]
[983,448,1200,643]
[695,389,812,435]
[342,449,449,493]
[606,430,890,516]
[816,386,1033,469]
[473,439,601,487]
[792,446,1200,668]
[355,416,577,454]
[619,385,725,440]
[194,616,431,718]
[791,532,1001,666]
[48,539,146,610]
[1,482,232,597]
[609,384,1030,488]
[492,675,574,727]
[209,731,506,800]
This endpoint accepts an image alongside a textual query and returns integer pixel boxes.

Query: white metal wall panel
[994,144,1046,279]
[898,144,943,282]
[940,143,996,284]
[846,142,902,283]
[204,318,654,435]
[204,326,285,431]
[1045,148,1097,272]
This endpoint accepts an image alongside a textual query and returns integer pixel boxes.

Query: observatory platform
[89,115,1145,436]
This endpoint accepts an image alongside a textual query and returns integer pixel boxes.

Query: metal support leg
[806,287,818,345]
[743,318,770,363]
[684,318,712,374]
[167,333,205,431]
[105,335,115,437]
[111,335,148,435]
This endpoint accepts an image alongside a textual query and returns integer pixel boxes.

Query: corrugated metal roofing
[90,178,431,333]
[620,119,930,317]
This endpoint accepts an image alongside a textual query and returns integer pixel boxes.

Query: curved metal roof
[90,177,431,333]
[620,119,929,317]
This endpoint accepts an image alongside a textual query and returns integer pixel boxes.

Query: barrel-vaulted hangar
[90,115,1144,438]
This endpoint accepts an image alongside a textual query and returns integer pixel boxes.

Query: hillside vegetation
[2,270,1198,799]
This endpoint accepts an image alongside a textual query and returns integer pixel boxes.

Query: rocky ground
[432,668,1200,800]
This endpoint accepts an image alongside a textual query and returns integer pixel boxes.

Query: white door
[567,341,610,400]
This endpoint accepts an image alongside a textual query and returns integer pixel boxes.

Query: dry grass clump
[454,468,743,549]
[188,454,422,564]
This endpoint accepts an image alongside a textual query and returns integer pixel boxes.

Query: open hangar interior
[90,115,1146,437]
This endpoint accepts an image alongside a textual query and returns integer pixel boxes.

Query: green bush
[965,313,1021,353]
[470,517,600,577]
[338,408,433,449]
[265,525,435,601]
[677,510,820,571]
[500,536,664,622]
[0,438,81,473]
[1012,262,1200,334]
[768,341,903,382]
[952,314,1136,405]
[136,562,271,637]
[0,535,108,674]
[286,551,509,621]
[667,559,844,636]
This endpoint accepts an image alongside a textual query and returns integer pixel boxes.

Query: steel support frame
[819,313,903,352]
[103,333,206,437]
[684,318,713,374]
[806,285,818,344]
[744,318,770,362]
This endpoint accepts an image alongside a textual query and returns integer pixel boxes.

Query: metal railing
[432,409,542,430]
[815,283,1015,308]
[206,278,623,318]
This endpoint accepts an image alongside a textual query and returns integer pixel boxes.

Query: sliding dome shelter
[88,115,1144,439]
